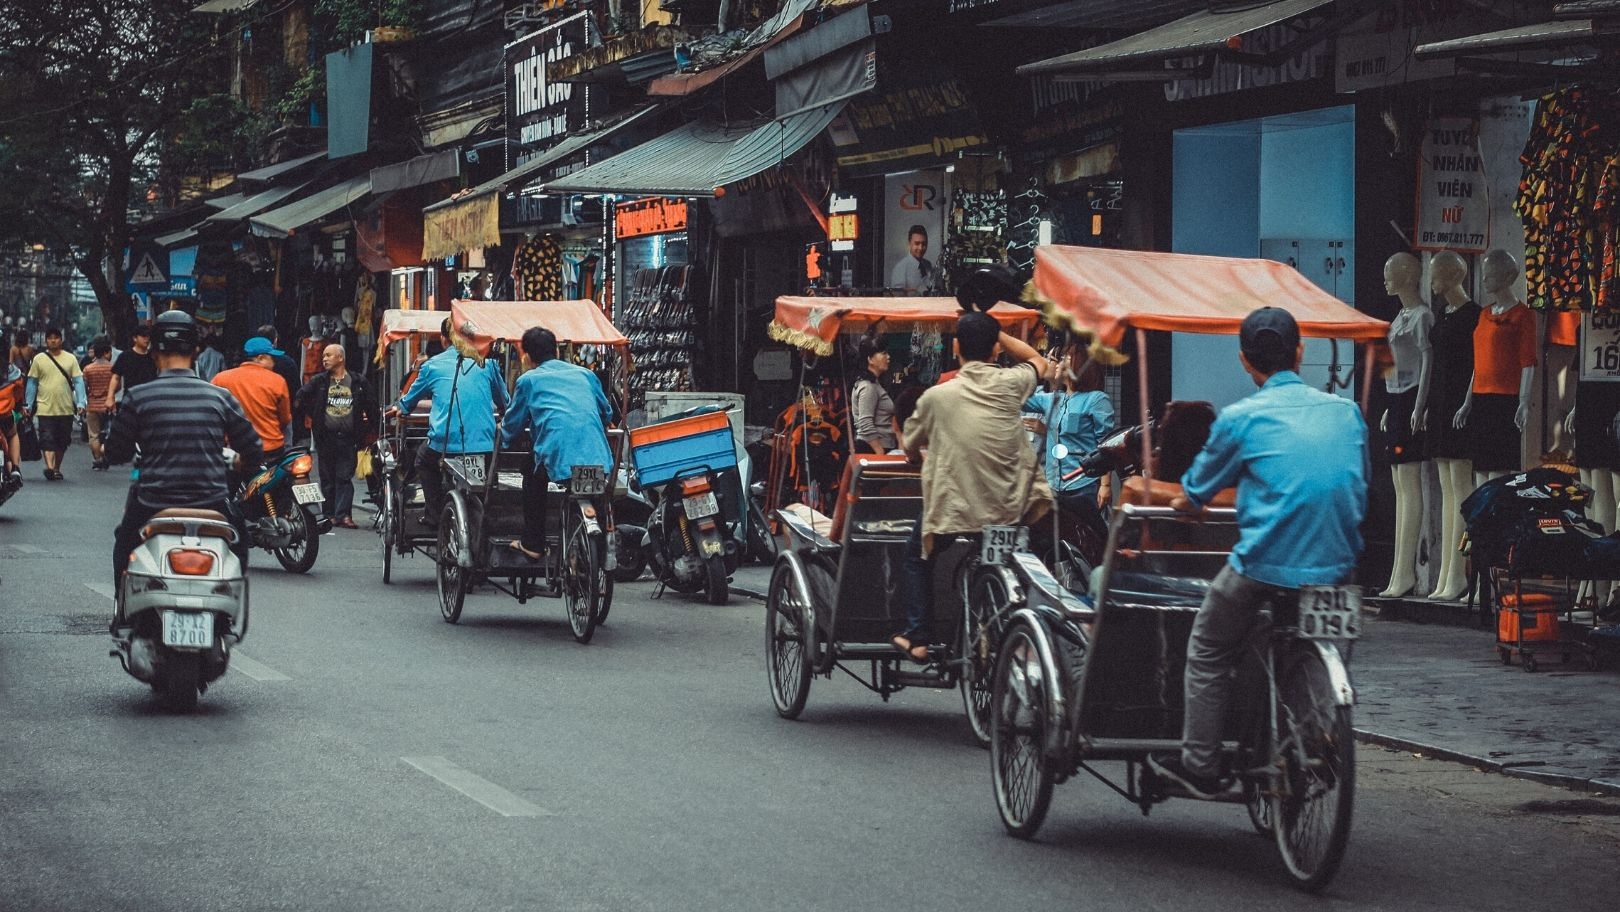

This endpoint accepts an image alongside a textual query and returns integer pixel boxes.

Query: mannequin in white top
[1455,249,1535,490]
[1425,251,1473,601]
[1379,252,1433,599]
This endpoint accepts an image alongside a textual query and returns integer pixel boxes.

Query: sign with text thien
[615,198,688,240]
[1415,117,1489,253]
[506,13,598,172]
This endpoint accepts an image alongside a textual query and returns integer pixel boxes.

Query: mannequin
[1455,249,1537,489]
[1423,251,1480,601]
[1565,312,1620,599]
[1546,309,1580,453]
[1379,252,1434,598]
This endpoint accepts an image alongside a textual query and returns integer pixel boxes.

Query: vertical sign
[882,170,946,293]
[1414,117,1489,253]
[505,13,599,172]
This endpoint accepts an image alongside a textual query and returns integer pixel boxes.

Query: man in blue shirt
[387,319,510,527]
[1150,307,1368,798]
[1022,357,1115,539]
[501,326,613,559]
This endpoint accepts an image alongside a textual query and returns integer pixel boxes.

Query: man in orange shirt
[82,338,115,470]
[213,336,293,464]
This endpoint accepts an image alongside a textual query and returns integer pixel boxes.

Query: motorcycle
[110,508,248,710]
[233,448,329,573]
[639,465,739,604]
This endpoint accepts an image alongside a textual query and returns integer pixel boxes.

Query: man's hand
[384,405,400,419]
[1169,494,1201,514]
[20,406,30,419]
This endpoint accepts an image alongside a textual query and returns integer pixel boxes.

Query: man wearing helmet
[104,310,263,589]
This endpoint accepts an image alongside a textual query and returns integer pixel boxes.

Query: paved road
[3,450,1617,911]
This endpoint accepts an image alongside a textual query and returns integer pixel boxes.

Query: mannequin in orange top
[1378,252,1432,598]
[1546,307,1580,453]
[1454,249,1536,489]
[1423,251,1476,601]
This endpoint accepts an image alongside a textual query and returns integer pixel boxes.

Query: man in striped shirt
[104,311,262,587]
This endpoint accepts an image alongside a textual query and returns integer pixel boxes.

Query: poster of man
[883,170,946,295]
[889,224,936,294]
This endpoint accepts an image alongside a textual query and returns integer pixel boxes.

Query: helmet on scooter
[152,309,199,355]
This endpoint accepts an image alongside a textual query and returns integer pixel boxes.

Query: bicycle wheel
[1273,648,1355,892]
[765,560,814,719]
[1244,779,1274,837]
[991,623,1056,839]
[960,564,1003,748]
[437,503,467,624]
[563,511,600,644]
[594,531,614,626]
[380,477,395,584]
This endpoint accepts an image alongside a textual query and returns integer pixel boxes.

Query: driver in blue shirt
[501,326,614,560]
[1150,307,1368,798]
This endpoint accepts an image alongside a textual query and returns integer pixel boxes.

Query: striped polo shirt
[105,369,263,509]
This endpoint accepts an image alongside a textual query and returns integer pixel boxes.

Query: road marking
[230,651,291,682]
[85,582,117,601]
[11,543,45,554]
[401,756,549,817]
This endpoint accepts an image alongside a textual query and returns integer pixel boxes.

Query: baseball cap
[243,336,285,358]
[1239,307,1300,354]
[131,322,152,337]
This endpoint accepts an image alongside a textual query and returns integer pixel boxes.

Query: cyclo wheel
[437,502,467,624]
[991,622,1058,839]
[380,476,395,584]
[1244,779,1275,837]
[1272,647,1355,892]
[594,527,614,626]
[960,561,1003,748]
[563,509,600,644]
[765,560,814,719]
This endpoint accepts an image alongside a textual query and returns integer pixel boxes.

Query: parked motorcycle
[110,509,248,710]
[629,406,743,605]
[233,448,328,573]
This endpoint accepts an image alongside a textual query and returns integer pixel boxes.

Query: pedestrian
[9,329,34,374]
[0,360,23,494]
[195,332,226,382]
[82,338,116,470]
[23,326,86,481]
[107,323,157,410]
[213,336,293,465]
[295,343,377,529]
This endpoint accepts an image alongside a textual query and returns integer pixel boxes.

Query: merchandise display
[1517,86,1620,312]
[619,265,696,411]
[1426,251,1479,602]
[1380,252,1432,599]
[1460,250,1537,480]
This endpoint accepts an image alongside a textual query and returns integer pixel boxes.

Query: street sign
[125,245,170,290]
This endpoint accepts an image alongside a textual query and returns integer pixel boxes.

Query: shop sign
[832,65,986,177]
[1163,23,1329,102]
[827,192,859,251]
[615,198,688,240]
[1583,312,1620,382]
[1414,117,1489,253]
[505,13,600,171]
[1335,0,1478,94]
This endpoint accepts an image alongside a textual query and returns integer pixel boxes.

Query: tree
[0,1,228,344]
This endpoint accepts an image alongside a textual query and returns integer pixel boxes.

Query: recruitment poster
[1414,116,1489,253]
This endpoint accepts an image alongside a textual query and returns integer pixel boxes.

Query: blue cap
[243,336,284,358]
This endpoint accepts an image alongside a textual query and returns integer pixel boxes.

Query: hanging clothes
[1517,87,1620,312]
[512,233,564,300]
[1597,152,1620,313]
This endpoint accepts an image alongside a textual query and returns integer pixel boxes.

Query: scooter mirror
[1051,444,1069,460]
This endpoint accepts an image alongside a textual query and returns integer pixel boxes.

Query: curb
[730,584,768,602]
[1354,728,1620,797]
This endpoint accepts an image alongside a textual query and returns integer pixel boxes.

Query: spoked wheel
[436,503,468,624]
[273,505,320,574]
[593,524,614,626]
[1272,648,1355,892]
[563,512,600,644]
[991,623,1057,839]
[1052,541,1094,596]
[1244,778,1275,837]
[746,499,780,564]
[765,561,814,719]
[380,477,396,584]
[960,564,1003,747]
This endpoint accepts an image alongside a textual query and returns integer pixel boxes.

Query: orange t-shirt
[1472,303,1539,395]
[213,361,292,450]
[1548,309,1580,347]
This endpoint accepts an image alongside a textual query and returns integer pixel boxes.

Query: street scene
[4,0,1620,908]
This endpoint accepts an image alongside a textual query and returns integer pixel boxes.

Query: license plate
[161,611,214,649]
[1298,585,1362,640]
[980,525,1029,567]
[570,464,606,496]
[684,491,720,520]
[292,482,325,504]
[456,455,487,486]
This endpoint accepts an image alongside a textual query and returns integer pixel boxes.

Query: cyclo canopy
[769,296,1043,355]
[449,299,629,356]
[375,308,449,355]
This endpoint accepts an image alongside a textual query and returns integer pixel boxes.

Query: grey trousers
[1181,564,1282,777]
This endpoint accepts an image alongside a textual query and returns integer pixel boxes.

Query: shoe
[46,469,62,481]
[1147,753,1231,799]
[336,517,358,529]
[91,460,107,471]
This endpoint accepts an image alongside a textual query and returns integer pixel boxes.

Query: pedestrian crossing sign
[125,246,170,289]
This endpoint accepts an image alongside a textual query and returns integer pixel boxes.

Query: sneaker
[1147,753,1231,799]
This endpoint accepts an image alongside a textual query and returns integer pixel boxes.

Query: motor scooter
[233,448,329,573]
[631,405,742,604]
[110,509,248,710]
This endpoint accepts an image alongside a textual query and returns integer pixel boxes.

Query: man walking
[107,323,156,410]
[295,343,377,529]
[23,326,86,481]
[214,337,293,464]
[82,339,115,470]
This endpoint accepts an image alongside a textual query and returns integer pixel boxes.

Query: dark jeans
[519,461,551,553]
[316,439,356,521]
[415,445,445,523]
[902,519,934,643]
[113,488,249,592]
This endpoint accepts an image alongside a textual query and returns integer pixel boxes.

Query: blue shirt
[1181,371,1368,589]
[501,359,613,479]
[397,347,509,454]
[1023,390,1114,494]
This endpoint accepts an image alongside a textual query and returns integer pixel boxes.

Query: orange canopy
[1033,246,1388,347]
[769,296,1042,355]
[449,299,627,357]
[376,308,448,351]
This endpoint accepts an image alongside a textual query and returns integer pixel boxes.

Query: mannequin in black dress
[1422,251,1479,601]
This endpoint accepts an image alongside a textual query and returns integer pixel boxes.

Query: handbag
[355,448,373,479]
[18,415,41,462]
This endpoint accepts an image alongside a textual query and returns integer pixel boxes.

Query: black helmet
[955,264,1025,313]
[152,310,199,354]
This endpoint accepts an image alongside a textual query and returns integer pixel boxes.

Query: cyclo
[372,306,454,584]
[983,246,1386,892]
[426,299,629,644]
[761,295,1043,742]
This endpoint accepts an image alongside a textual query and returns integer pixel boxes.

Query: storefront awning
[1413,18,1617,59]
[235,150,326,184]
[205,183,308,223]
[370,150,461,195]
[1017,0,1337,77]
[248,175,372,238]
[192,0,260,12]
[543,101,845,198]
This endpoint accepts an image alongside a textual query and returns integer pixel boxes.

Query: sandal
[508,539,544,561]
[890,634,930,664]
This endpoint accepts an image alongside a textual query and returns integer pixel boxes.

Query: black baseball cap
[1239,307,1299,355]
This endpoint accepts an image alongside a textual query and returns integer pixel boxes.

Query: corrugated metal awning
[236,150,326,184]
[543,101,845,198]
[1017,0,1336,77]
[370,150,462,195]
[205,183,308,223]
[202,192,246,210]
[1414,18,1616,58]
[249,176,372,238]
[192,0,260,12]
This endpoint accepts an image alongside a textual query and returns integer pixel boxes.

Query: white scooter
[110,508,248,710]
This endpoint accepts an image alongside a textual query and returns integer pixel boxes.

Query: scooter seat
[144,508,236,540]
[152,507,230,522]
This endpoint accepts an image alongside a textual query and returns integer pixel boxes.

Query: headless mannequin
[1380,253,1432,598]
[1546,312,1579,454]
[1426,252,1474,601]
[1455,249,1534,490]
[1566,323,1620,607]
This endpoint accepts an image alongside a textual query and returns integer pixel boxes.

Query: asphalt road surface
[3,449,1617,911]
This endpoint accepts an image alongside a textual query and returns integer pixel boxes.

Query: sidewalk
[730,566,1620,795]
